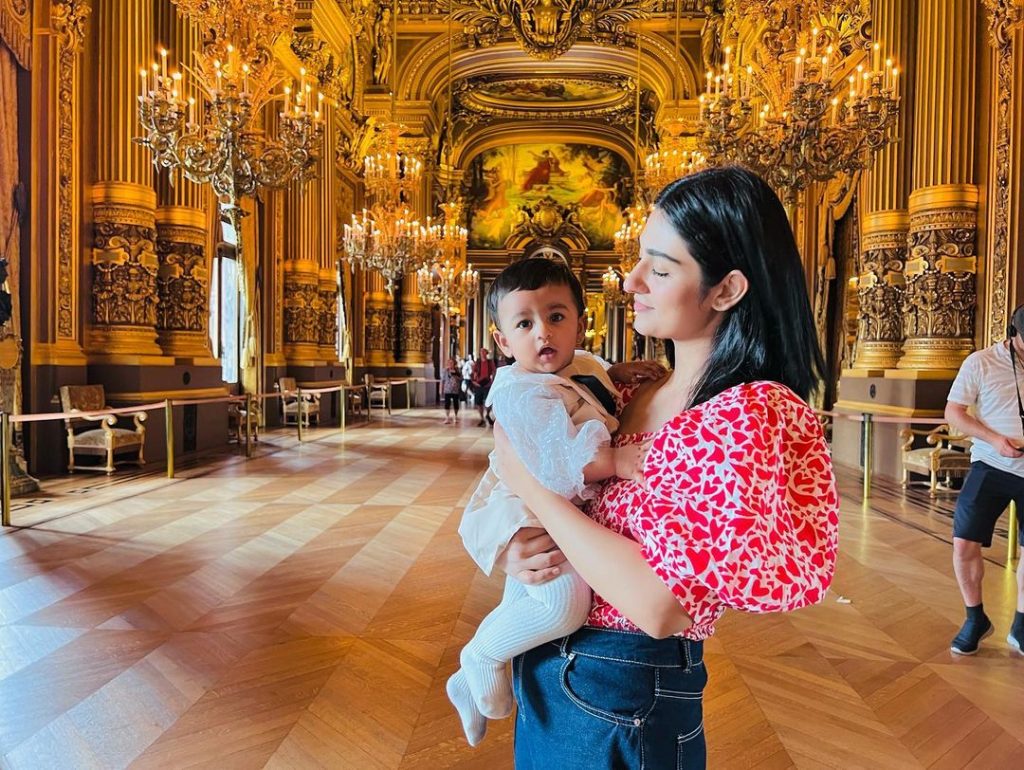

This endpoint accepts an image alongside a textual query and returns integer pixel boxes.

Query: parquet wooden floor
[2,409,1022,769]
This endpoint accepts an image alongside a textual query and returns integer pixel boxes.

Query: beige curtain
[0,42,21,416]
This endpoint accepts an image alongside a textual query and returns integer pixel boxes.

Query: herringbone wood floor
[1,409,1022,769]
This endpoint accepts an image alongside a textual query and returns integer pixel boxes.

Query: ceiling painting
[465,143,629,250]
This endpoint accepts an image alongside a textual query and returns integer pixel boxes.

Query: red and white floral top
[585,380,839,640]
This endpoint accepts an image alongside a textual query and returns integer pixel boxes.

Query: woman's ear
[710,270,749,312]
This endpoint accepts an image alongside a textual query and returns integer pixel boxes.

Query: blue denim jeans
[513,626,707,769]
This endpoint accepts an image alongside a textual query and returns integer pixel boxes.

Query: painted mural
[466,144,629,249]
[477,79,618,103]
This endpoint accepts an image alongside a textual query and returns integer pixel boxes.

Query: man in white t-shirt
[945,304,1024,656]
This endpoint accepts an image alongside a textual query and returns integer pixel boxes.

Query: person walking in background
[462,354,475,406]
[944,303,1024,655]
[442,358,464,425]
[470,348,497,427]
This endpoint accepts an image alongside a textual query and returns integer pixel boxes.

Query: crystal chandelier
[343,122,437,295]
[643,146,706,195]
[602,265,628,306]
[697,0,899,203]
[137,0,324,396]
[611,29,649,293]
[416,7,475,310]
[642,0,706,194]
[138,0,322,200]
[343,0,436,295]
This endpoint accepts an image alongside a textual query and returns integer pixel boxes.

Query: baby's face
[492,283,584,374]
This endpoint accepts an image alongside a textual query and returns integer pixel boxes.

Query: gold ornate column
[364,271,394,367]
[399,274,431,365]
[853,0,916,371]
[153,4,212,361]
[898,0,979,371]
[30,0,91,366]
[282,180,321,364]
[88,0,161,357]
[317,108,339,364]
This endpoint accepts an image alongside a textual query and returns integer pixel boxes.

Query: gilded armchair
[899,424,972,496]
[278,377,320,427]
[59,385,147,473]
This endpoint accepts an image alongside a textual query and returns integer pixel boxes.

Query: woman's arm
[494,426,692,639]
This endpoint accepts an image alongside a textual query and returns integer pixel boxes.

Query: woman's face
[623,207,721,342]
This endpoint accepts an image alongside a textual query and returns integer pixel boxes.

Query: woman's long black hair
[654,166,826,406]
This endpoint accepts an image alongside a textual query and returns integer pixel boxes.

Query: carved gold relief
[853,212,907,370]
[155,223,210,356]
[983,0,1024,344]
[365,304,395,355]
[53,0,91,341]
[898,199,978,371]
[318,287,338,350]
[453,0,657,60]
[283,276,321,346]
[91,206,160,330]
[400,309,432,357]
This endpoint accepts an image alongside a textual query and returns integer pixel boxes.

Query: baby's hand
[614,443,647,483]
[607,360,667,385]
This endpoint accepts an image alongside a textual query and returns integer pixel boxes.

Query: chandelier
[602,265,628,305]
[137,0,323,396]
[610,28,649,299]
[343,0,437,295]
[416,7,475,310]
[643,146,706,195]
[138,0,322,200]
[343,122,437,295]
[698,0,899,203]
[642,0,706,194]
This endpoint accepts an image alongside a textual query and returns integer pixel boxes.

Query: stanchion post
[406,380,411,411]
[165,399,174,479]
[1,412,10,527]
[1009,500,1019,563]
[862,413,874,504]
[339,388,346,432]
[297,388,304,442]
[245,394,254,458]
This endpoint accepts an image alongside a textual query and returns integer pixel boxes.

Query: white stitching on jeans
[558,654,654,728]
[677,720,705,744]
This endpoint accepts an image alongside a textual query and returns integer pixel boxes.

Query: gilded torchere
[898,0,979,371]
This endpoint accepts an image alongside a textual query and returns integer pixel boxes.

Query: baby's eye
[550,312,565,322]
[516,319,532,329]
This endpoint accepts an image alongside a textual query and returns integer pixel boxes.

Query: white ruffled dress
[459,351,620,575]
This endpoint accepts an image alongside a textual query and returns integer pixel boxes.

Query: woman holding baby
[493,166,839,768]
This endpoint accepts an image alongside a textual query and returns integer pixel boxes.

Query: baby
[447,257,649,745]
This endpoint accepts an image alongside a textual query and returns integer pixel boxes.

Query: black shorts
[472,383,491,403]
[953,461,1024,547]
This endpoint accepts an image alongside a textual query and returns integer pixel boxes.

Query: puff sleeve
[491,382,611,501]
[636,382,839,624]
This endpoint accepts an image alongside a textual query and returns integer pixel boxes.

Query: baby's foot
[461,648,513,719]
[446,669,487,746]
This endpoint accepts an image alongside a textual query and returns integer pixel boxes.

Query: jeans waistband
[559,626,704,669]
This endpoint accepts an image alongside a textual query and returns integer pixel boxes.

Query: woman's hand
[494,527,567,586]
[607,360,666,385]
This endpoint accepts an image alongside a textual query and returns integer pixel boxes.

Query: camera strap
[1009,340,1024,436]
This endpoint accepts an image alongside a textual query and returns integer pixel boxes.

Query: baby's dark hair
[486,257,586,328]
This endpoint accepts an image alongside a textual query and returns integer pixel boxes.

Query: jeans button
[633,718,641,727]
